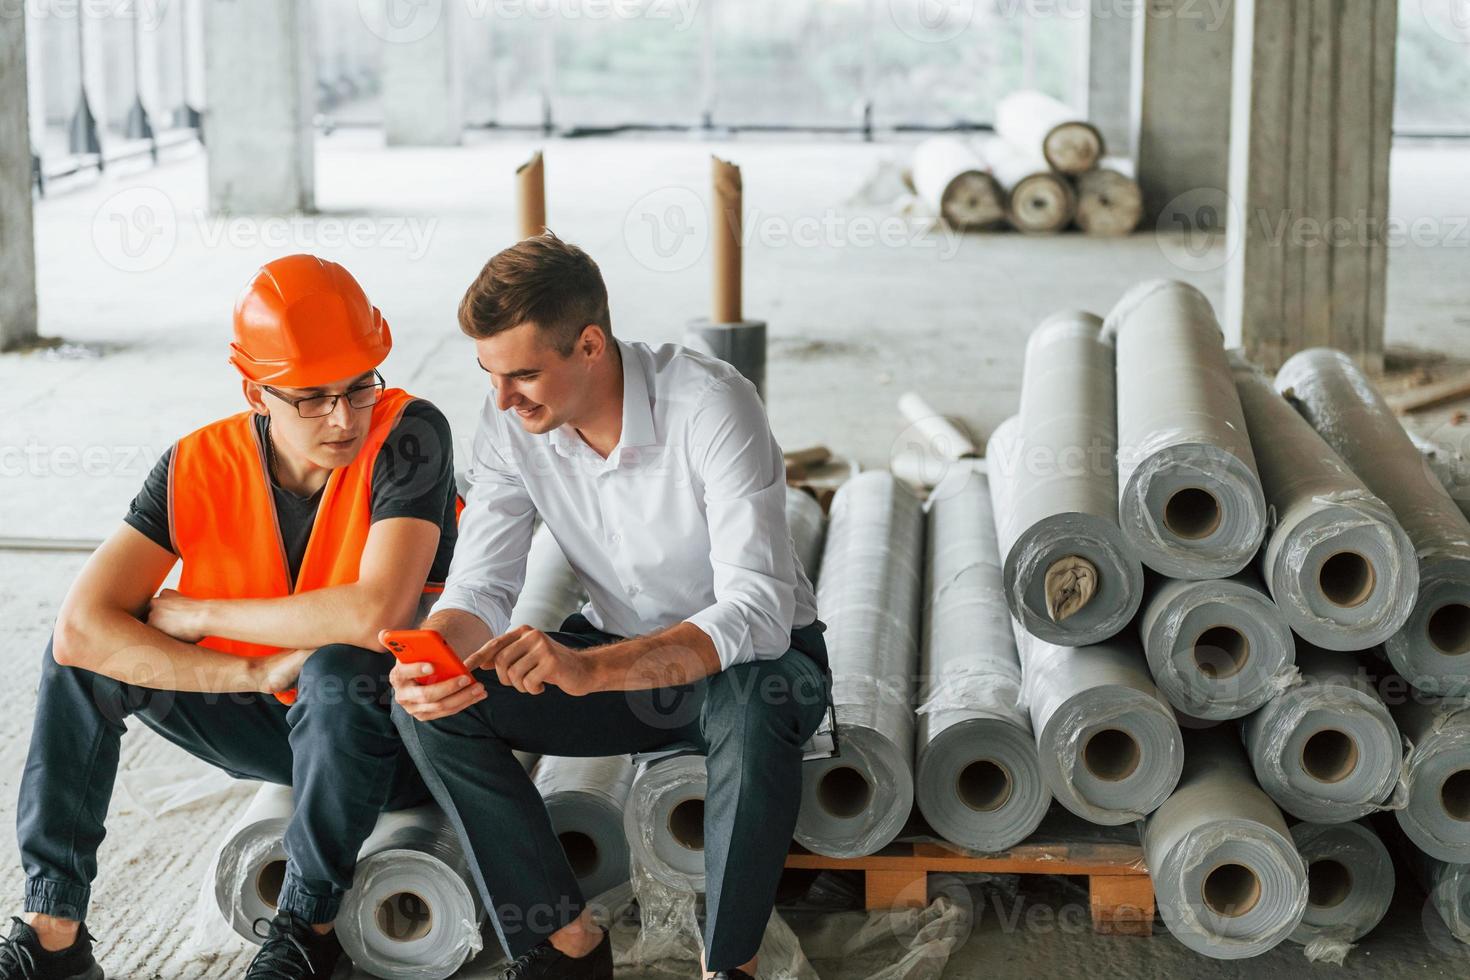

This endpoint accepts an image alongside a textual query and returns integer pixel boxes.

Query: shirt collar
[547,339,657,461]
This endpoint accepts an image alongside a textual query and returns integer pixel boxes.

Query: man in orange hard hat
[3,256,459,980]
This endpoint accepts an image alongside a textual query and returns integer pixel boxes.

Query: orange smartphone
[381,629,474,686]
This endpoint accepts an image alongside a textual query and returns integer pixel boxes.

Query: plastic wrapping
[1391,693,1470,862]
[910,136,1006,231]
[897,391,978,461]
[1242,644,1403,823]
[335,806,483,980]
[1232,352,1419,650]
[1144,728,1309,960]
[533,755,637,901]
[786,484,828,587]
[212,781,295,945]
[1073,168,1142,236]
[1103,281,1267,580]
[624,753,709,893]
[1413,431,1470,523]
[507,523,587,632]
[1287,820,1394,963]
[796,472,923,857]
[988,316,1143,647]
[1139,572,1297,720]
[994,89,1104,175]
[1277,348,1470,696]
[915,467,1050,852]
[1415,850,1470,945]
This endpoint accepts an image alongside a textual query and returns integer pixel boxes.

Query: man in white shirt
[389,233,830,980]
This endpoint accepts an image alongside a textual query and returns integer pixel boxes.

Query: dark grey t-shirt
[125,400,457,587]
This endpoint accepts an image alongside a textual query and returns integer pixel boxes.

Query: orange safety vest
[168,387,433,702]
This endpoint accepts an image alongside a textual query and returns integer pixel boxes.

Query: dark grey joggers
[393,613,830,973]
[16,640,429,925]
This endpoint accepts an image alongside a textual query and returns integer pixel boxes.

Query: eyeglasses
[262,371,385,419]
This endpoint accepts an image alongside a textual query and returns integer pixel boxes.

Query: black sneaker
[711,972,754,980]
[0,917,103,980]
[500,926,612,979]
[245,912,344,979]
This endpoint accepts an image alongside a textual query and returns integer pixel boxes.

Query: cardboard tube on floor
[517,151,546,240]
[712,155,742,324]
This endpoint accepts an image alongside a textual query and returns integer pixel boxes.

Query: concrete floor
[3,134,1470,978]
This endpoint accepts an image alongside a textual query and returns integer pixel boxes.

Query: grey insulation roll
[915,467,1050,852]
[990,417,1182,824]
[508,524,586,632]
[1104,280,1267,579]
[1232,353,1418,651]
[795,471,923,857]
[1074,168,1142,236]
[1139,572,1297,720]
[1415,850,1470,945]
[336,807,483,980]
[1414,431,1470,523]
[624,753,708,892]
[981,136,1076,234]
[786,484,827,585]
[910,136,1007,230]
[1277,348,1470,696]
[1241,644,1403,823]
[988,317,1142,647]
[684,319,767,400]
[994,89,1104,175]
[1287,821,1394,962]
[213,782,294,944]
[1391,694,1470,862]
[1144,728,1308,960]
[534,755,637,901]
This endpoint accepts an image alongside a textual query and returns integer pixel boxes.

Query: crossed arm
[53,517,441,693]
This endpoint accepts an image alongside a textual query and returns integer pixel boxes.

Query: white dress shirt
[433,339,819,670]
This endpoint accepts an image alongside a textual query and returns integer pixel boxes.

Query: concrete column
[203,0,313,213]
[381,0,463,145]
[1132,0,1235,226]
[1223,0,1396,374]
[1087,0,1135,158]
[1,12,39,351]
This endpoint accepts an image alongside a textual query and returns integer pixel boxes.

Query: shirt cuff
[430,588,510,639]
[683,604,756,672]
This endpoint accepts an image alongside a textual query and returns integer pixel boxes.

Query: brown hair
[458,231,612,355]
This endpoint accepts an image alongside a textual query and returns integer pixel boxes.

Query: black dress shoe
[500,926,613,979]
[0,917,103,980]
[710,970,755,980]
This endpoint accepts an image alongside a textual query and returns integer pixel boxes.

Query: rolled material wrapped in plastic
[786,484,827,585]
[915,467,1051,852]
[624,753,708,892]
[1074,168,1143,237]
[897,391,979,461]
[994,89,1104,175]
[1287,821,1394,962]
[982,136,1076,234]
[508,524,586,632]
[795,472,923,857]
[1144,728,1308,959]
[1103,281,1267,580]
[1232,353,1418,651]
[213,782,295,945]
[1242,644,1403,823]
[1414,431,1470,523]
[336,807,483,980]
[910,136,1007,230]
[1391,694,1470,862]
[990,418,1182,825]
[534,755,637,901]
[1414,850,1470,944]
[1277,348,1470,696]
[988,315,1143,647]
[1139,572,1297,720]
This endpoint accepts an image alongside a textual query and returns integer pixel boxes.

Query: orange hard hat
[229,254,392,387]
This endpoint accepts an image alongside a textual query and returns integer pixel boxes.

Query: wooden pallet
[782,817,1154,937]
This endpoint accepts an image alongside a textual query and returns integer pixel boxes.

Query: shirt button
[627,585,639,596]
[610,533,622,545]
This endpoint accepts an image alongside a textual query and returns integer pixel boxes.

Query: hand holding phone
[381,629,474,686]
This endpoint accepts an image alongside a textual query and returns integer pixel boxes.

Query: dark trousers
[392,613,830,972]
[17,640,429,925]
